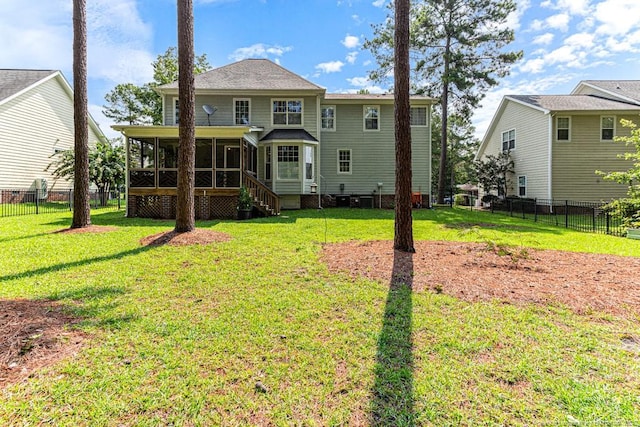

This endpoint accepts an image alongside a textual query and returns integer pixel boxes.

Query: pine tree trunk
[393,0,415,253]
[71,0,91,228]
[175,0,195,233]
[437,36,451,205]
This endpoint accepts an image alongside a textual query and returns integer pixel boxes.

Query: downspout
[548,113,553,203]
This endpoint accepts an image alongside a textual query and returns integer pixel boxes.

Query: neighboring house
[0,69,107,192]
[113,59,435,219]
[475,80,640,202]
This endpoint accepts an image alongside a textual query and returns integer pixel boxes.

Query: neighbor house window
[234,99,250,125]
[410,107,427,126]
[557,117,570,141]
[502,129,515,151]
[601,116,615,140]
[518,176,527,197]
[272,99,303,126]
[173,98,179,125]
[321,106,336,130]
[277,145,299,180]
[364,105,380,131]
[338,149,352,174]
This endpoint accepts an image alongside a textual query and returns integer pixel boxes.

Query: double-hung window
[557,117,570,141]
[277,146,299,179]
[337,149,352,174]
[502,129,515,151]
[364,105,380,131]
[321,106,336,131]
[410,107,428,126]
[601,116,615,141]
[272,99,303,126]
[173,98,180,125]
[518,176,527,197]
[234,99,250,125]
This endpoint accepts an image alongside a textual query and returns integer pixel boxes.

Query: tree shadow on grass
[371,249,415,426]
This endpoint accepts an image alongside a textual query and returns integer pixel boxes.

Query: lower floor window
[338,149,351,174]
[277,145,299,180]
[518,176,527,197]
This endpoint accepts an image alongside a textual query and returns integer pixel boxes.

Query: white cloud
[595,0,640,36]
[372,0,386,7]
[346,51,358,64]
[564,32,594,48]
[533,33,555,45]
[519,58,547,73]
[342,34,360,49]
[229,44,293,61]
[546,13,571,32]
[316,61,345,73]
[345,76,385,93]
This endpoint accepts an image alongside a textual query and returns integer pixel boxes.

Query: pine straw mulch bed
[322,240,640,318]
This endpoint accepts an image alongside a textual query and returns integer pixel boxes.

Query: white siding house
[0,70,107,191]
[476,80,640,202]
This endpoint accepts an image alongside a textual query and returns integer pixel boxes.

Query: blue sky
[1,0,639,140]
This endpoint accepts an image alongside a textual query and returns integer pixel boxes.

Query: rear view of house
[114,59,435,219]
[0,70,107,193]
[476,80,640,202]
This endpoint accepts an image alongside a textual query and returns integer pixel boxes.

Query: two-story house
[475,80,640,202]
[114,59,435,219]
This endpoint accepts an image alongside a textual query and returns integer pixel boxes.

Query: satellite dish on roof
[203,104,217,125]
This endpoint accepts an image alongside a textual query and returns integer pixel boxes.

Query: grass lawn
[1,207,639,426]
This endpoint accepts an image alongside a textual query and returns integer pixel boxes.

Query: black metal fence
[0,189,123,218]
[486,197,626,237]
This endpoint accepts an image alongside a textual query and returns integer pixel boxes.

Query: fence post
[117,190,121,210]
[606,211,610,235]
[509,199,513,217]
[592,206,596,232]
[565,200,569,229]
[69,189,72,211]
[35,189,39,215]
[534,198,538,222]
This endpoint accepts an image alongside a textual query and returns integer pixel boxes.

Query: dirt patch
[140,228,232,247]
[322,240,640,317]
[1,299,84,388]
[54,225,118,234]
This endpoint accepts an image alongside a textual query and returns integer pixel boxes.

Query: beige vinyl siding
[480,100,549,199]
[552,114,636,201]
[320,102,431,196]
[0,76,103,190]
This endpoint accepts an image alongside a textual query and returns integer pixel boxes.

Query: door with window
[216,139,241,188]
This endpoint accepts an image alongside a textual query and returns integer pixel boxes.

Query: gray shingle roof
[508,94,640,111]
[260,129,318,142]
[581,80,640,104]
[324,93,435,102]
[0,69,57,103]
[159,59,324,92]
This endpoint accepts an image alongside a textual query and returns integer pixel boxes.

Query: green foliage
[103,47,210,125]
[46,139,125,203]
[237,186,253,210]
[474,151,514,197]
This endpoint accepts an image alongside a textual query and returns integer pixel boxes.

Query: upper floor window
[321,106,336,131]
[234,99,250,125]
[557,117,570,141]
[364,105,380,131]
[173,98,180,125]
[601,116,615,141]
[272,99,302,126]
[502,129,515,151]
[410,107,427,127]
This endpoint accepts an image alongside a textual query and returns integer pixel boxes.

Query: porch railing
[242,174,280,216]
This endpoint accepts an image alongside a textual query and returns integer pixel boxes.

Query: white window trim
[271,98,304,127]
[556,116,571,142]
[363,105,380,132]
[321,105,336,132]
[600,115,616,141]
[173,97,179,126]
[337,149,352,175]
[233,98,251,125]
[518,175,527,198]
[502,128,516,152]
[275,144,301,181]
[410,106,428,127]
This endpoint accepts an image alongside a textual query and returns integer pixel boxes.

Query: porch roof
[111,125,251,138]
[259,129,319,142]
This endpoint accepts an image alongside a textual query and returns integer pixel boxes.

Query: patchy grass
[0,207,639,425]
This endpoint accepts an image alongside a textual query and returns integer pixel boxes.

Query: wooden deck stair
[242,173,280,216]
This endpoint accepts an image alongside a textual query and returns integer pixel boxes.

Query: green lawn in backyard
[1,207,639,426]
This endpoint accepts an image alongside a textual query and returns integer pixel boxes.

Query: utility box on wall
[336,195,350,207]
